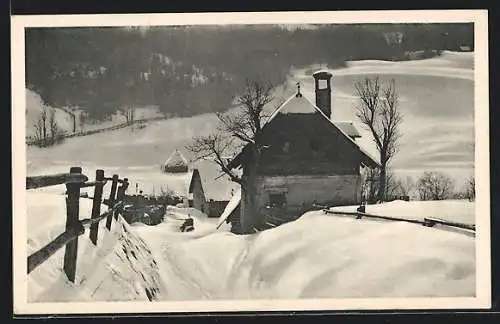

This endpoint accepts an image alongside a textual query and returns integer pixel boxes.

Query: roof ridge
[264,90,379,167]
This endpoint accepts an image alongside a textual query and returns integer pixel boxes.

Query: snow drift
[329,200,475,225]
[27,192,166,302]
[131,203,475,300]
[26,194,475,302]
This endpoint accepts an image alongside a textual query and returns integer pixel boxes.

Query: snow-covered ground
[25,89,163,138]
[27,191,166,302]
[330,200,475,225]
[26,192,476,302]
[22,51,478,304]
[26,51,475,189]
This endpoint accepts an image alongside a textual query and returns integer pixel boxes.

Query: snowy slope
[329,200,475,225]
[26,192,475,302]
[26,51,474,192]
[27,192,166,302]
[130,203,475,300]
[25,90,74,138]
[23,52,477,303]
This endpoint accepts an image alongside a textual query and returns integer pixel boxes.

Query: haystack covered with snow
[161,149,189,173]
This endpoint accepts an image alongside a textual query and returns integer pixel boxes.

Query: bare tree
[463,175,475,201]
[361,167,379,204]
[362,167,413,202]
[416,171,455,201]
[33,106,49,146]
[48,108,60,141]
[78,111,87,133]
[354,77,403,202]
[186,79,275,233]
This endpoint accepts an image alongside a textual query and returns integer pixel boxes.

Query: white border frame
[11,10,490,315]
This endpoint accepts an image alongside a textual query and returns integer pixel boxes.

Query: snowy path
[130,204,476,300]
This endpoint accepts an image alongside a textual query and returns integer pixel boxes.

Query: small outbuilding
[160,149,208,213]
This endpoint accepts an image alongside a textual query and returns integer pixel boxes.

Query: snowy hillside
[23,51,477,304]
[27,194,475,302]
[25,89,163,139]
[26,51,474,190]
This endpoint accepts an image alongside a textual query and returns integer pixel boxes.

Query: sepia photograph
[11,10,490,314]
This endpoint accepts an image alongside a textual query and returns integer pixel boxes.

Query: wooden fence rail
[26,167,130,282]
[320,207,475,233]
[26,172,88,190]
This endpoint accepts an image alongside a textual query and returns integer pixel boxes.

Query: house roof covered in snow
[334,121,361,138]
[229,91,380,169]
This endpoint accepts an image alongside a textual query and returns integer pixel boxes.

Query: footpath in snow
[131,202,476,300]
[27,192,476,302]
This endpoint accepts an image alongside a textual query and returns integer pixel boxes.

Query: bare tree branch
[354,77,403,201]
[186,134,243,185]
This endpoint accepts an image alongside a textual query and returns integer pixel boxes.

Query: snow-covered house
[160,150,208,213]
[224,71,380,233]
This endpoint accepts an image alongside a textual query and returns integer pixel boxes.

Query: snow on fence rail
[26,166,130,283]
[314,204,476,233]
[26,116,169,146]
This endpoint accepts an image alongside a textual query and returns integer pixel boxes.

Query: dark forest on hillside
[25,23,473,120]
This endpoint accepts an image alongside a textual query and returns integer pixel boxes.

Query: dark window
[269,192,287,208]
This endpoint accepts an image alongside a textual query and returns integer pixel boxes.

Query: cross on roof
[296,81,302,98]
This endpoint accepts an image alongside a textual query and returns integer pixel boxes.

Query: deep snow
[24,51,477,303]
[27,191,166,302]
[27,192,476,302]
[330,200,475,225]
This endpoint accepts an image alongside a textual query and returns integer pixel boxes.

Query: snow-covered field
[25,51,475,190]
[22,51,478,305]
[26,196,475,302]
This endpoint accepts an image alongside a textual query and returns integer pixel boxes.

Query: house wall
[237,113,368,232]
[251,174,362,226]
[256,174,362,209]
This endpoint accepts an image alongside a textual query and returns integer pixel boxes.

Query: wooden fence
[26,166,130,283]
[26,116,169,146]
[317,206,476,233]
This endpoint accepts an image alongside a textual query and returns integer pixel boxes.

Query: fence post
[63,166,83,283]
[115,178,129,220]
[89,169,105,245]
[105,174,119,231]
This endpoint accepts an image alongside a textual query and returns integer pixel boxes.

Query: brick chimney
[313,71,333,118]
